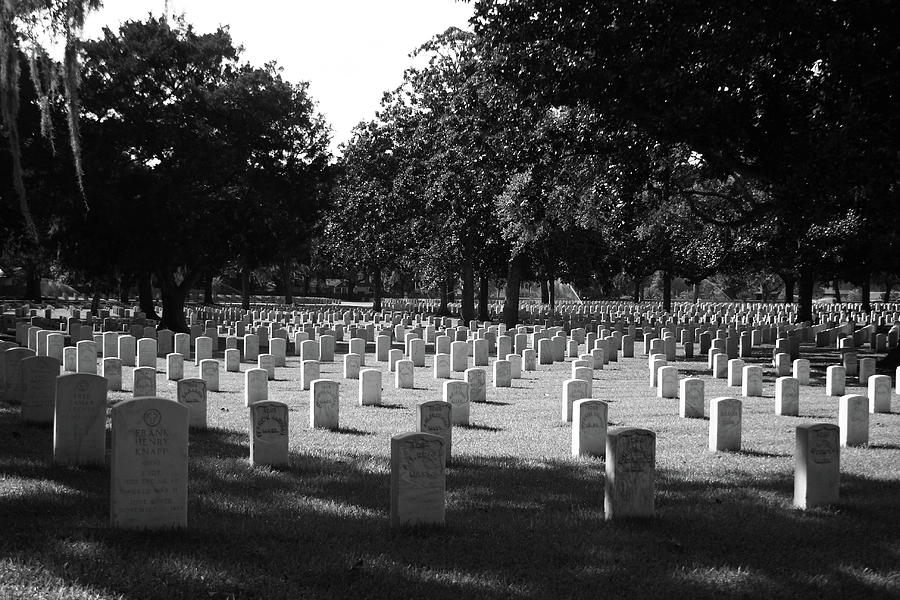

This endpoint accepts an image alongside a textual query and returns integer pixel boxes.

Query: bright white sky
[83,0,474,155]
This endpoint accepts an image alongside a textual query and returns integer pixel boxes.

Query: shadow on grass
[479,400,511,406]
[1,406,900,599]
[457,423,502,432]
[332,427,375,436]
[737,449,790,458]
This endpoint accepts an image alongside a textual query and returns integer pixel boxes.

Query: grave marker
[604,428,655,520]
[572,399,608,457]
[53,373,107,465]
[110,397,188,529]
[390,432,445,528]
[250,401,289,467]
[794,423,840,509]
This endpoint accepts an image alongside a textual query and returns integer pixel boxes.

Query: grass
[1,335,899,600]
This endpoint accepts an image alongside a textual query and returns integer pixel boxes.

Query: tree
[69,17,329,330]
[474,0,900,322]
[1,0,99,240]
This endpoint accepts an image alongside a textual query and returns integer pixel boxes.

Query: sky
[82,0,474,155]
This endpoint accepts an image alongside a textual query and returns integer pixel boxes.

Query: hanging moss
[0,0,98,240]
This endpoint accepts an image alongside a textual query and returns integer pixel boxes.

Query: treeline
[2,2,899,331]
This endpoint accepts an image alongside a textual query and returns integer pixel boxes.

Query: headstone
[349,338,366,365]
[20,356,59,423]
[433,353,451,379]
[522,349,537,371]
[572,399,608,457]
[793,359,810,385]
[176,378,207,429]
[157,330,173,356]
[200,359,219,392]
[443,380,470,425]
[118,335,136,367]
[224,348,240,372]
[243,334,259,363]
[3,347,36,403]
[867,374,891,413]
[133,366,157,397]
[244,368,268,406]
[741,366,763,397]
[250,401,289,467]
[166,353,184,381]
[657,366,678,399]
[301,339,319,363]
[395,359,414,389]
[709,397,742,452]
[561,378,590,422]
[359,369,381,406]
[538,338,554,364]
[319,334,335,362]
[450,341,468,372]
[679,378,704,418]
[858,357,875,385]
[53,373,107,465]
[388,348,403,372]
[269,337,286,367]
[465,368,486,403]
[63,346,77,372]
[310,379,339,429]
[390,432,445,528]
[76,340,97,374]
[46,333,65,364]
[826,365,846,396]
[301,360,320,390]
[137,338,157,367]
[258,353,276,381]
[838,394,868,447]
[493,359,511,388]
[102,357,123,391]
[175,333,191,359]
[409,338,425,367]
[507,353,522,379]
[794,423,840,509]
[604,428,655,520]
[417,400,452,465]
[110,397,189,529]
[775,376,800,416]
[376,334,391,362]
[343,353,361,379]
[727,359,744,387]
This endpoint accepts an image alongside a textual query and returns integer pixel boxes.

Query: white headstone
[110,397,188,528]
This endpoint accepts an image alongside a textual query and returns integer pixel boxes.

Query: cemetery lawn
[2,342,899,599]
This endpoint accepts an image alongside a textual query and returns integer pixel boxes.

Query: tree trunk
[693,283,701,303]
[138,271,161,320]
[461,257,475,322]
[203,273,214,306]
[662,269,672,313]
[90,278,101,316]
[282,263,292,305]
[372,268,383,312]
[633,278,641,303]
[796,270,815,324]
[478,273,490,322]
[241,267,251,311]
[548,278,555,310]
[438,278,450,317]
[782,273,795,304]
[540,279,549,304]
[119,272,131,304]
[158,271,191,333]
[345,270,357,301]
[25,266,41,303]
[861,276,871,313]
[303,273,311,295]
[832,278,841,303]
[503,255,522,329]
